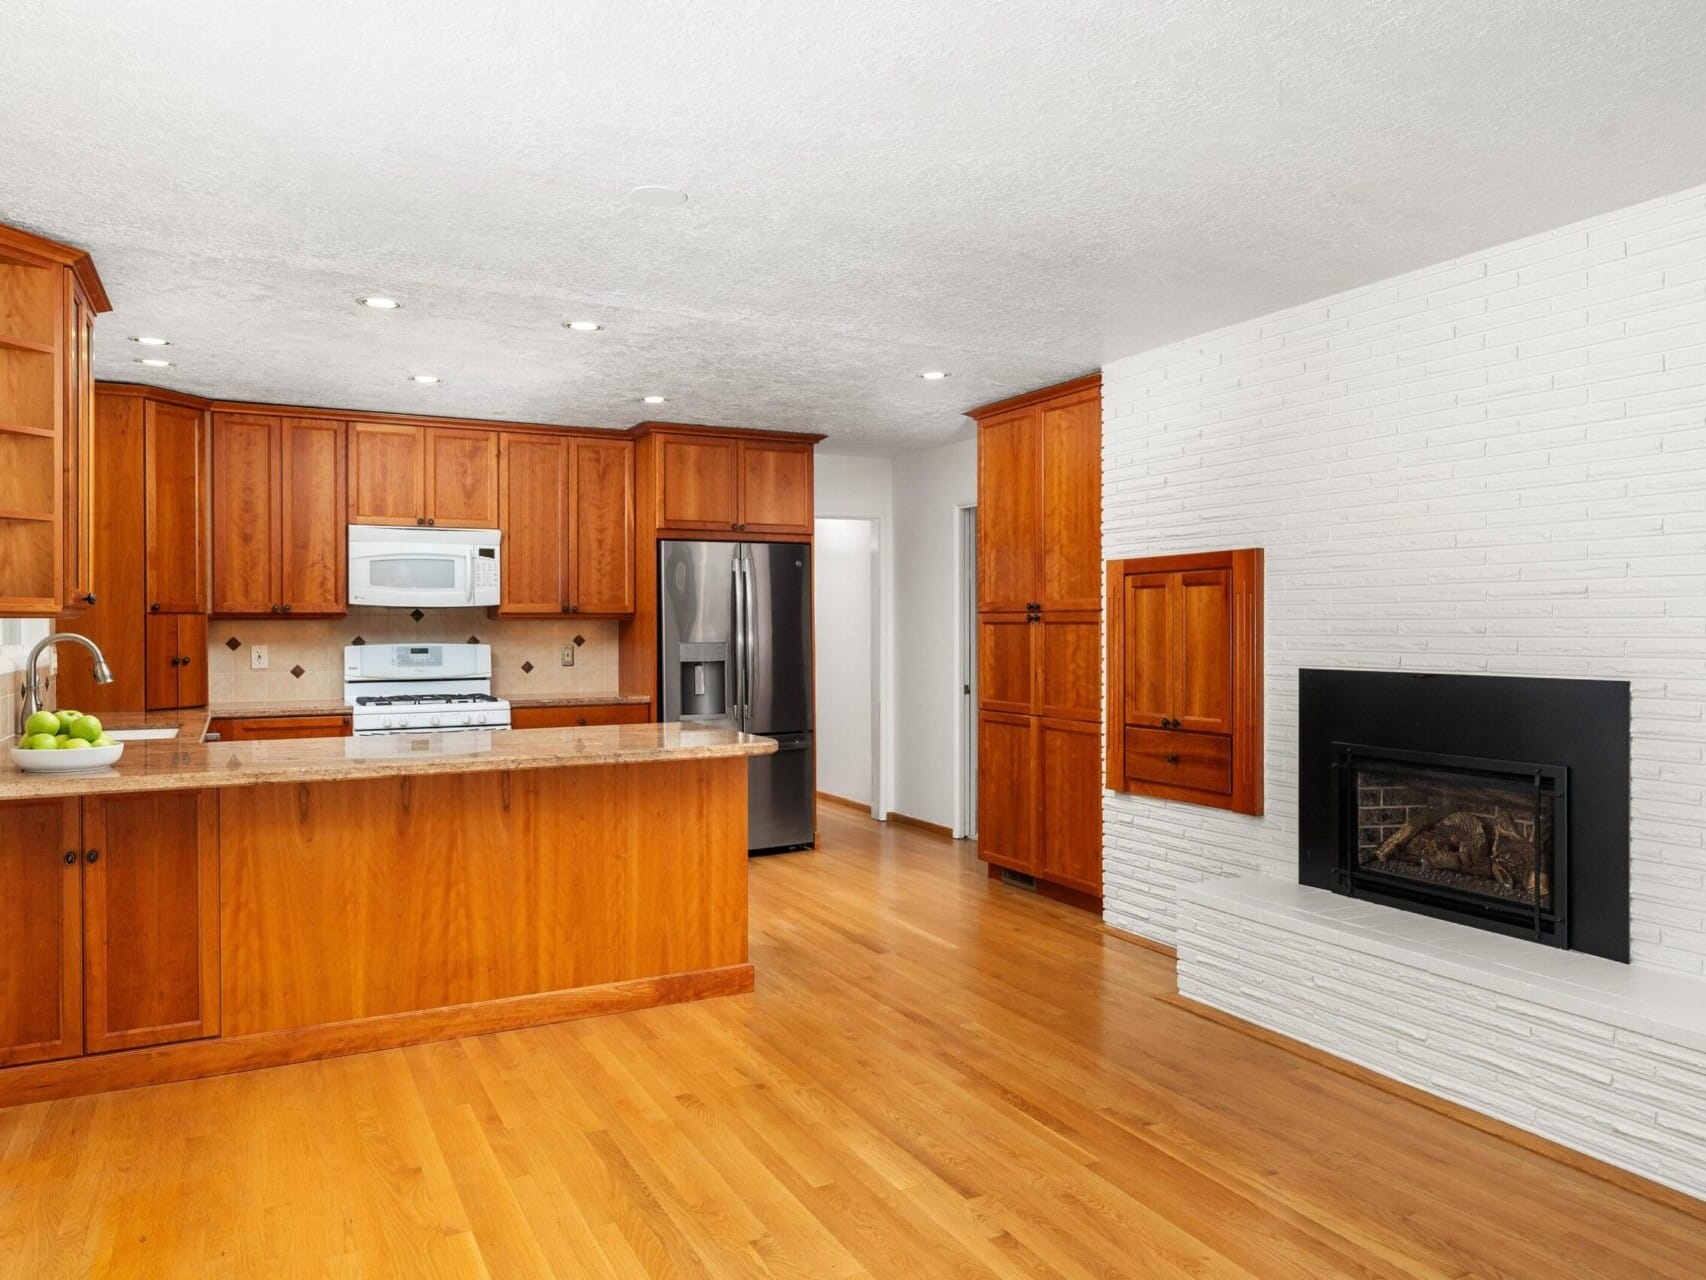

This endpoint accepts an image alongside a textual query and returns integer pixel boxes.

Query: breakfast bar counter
[0,722,771,1106]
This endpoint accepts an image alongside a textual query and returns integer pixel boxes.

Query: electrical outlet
[251,644,269,671]
[560,645,574,667]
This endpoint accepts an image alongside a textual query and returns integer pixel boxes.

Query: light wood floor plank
[1,805,1702,1277]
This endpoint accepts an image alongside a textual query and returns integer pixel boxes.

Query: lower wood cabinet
[977,712,1102,895]
[509,702,650,730]
[0,792,218,1066]
[206,714,351,741]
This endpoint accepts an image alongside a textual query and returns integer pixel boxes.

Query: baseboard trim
[816,791,873,814]
[885,810,954,838]
[1101,924,1178,959]
[0,964,755,1109]
[1160,991,1706,1224]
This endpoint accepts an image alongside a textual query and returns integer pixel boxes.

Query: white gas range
[343,643,513,736]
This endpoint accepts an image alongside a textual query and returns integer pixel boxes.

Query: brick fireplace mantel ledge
[1177,875,1706,1201]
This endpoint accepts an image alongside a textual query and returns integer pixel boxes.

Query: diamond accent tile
[466,635,479,644]
[410,609,425,622]
[225,636,241,651]
[290,665,306,679]
[351,635,366,646]
[573,634,585,647]
[521,661,534,674]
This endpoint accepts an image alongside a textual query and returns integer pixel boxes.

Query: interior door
[279,418,348,613]
[741,541,812,734]
[1175,568,1233,733]
[0,799,82,1067]
[144,400,206,613]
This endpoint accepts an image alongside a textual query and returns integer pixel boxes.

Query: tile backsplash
[206,608,620,707]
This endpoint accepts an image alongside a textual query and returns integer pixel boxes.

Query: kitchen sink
[104,727,181,742]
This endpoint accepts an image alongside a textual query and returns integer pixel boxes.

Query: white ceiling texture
[2,1,1705,453]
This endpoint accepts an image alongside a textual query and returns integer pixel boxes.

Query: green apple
[69,715,103,743]
[93,735,115,748]
[55,709,82,733]
[23,710,60,738]
[54,734,70,746]
[58,738,91,750]
[21,732,59,750]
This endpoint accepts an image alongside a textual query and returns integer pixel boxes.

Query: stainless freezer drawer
[748,731,815,852]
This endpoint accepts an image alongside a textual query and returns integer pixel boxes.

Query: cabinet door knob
[416,517,425,526]
[427,518,436,527]
[82,593,96,605]
[64,850,77,866]
[282,604,292,613]
[150,602,161,612]
[181,655,192,667]
[85,849,99,863]
[570,604,579,613]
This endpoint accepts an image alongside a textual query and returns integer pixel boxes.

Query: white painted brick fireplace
[1101,182,1706,1198]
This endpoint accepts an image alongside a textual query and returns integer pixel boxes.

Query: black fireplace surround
[1298,670,1630,962]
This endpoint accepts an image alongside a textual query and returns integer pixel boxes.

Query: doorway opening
[957,504,978,840]
[813,517,882,817]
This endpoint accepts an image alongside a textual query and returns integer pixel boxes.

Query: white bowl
[10,742,125,772]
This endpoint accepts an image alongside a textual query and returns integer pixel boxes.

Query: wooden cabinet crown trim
[0,223,110,312]
[628,420,826,445]
[965,372,1101,421]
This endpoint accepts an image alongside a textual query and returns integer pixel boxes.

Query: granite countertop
[0,721,773,801]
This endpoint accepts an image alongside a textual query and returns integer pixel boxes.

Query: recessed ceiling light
[409,374,441,384]
[129,336,170,347]
[358,296,402,310]
[920,370,950,380]
[563,320,602,332]
[641,395,667,404]
[135,357,174,368]
[629,185,688,207]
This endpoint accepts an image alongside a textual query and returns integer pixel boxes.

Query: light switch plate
[560,645,574,667]
[251,644,269,671]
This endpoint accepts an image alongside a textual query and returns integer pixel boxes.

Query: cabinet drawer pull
[1165,752,1179,765]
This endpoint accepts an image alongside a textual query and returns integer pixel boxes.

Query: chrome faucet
[16,634,113,735]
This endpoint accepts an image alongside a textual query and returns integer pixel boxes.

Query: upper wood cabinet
[144,399,207,614]
[211,413,346,616]
[0,222,109,617]
[145,612,207,711]
[495,432,635,617]
[653,432,813,536]
[1106,549,1263,815]
[350,422,497,528]
[974,377,1100,614]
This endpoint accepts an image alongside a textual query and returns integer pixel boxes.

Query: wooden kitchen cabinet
[0,222,109,616]
[1037,718,1103,893]
[81,791,220,1054]
[977,713,1037,876]
[206,714,350,741]
[509,702,650,730]
[652,430,813,536]
[976,409,1040,614]
[0,800,83,1067]
[496,433,635,617]
[1106,548,1263,815]
[144,399,207,614]
[350,423,497,528]
[212,413,347,615]
[145,612,207,710]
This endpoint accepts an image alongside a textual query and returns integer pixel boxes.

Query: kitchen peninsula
[0,720,773,1105]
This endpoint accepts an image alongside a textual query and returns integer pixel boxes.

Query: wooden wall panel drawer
[1122,728,1232,795]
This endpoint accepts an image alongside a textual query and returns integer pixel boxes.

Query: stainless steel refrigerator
[658,540,814,852]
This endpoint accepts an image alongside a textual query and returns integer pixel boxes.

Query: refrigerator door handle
[731,556,745,729]
[741,552,756,724]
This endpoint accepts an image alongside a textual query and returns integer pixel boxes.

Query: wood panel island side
[0,722,773,1106]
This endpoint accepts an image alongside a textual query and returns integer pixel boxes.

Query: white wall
[814,518,878,806]
[892,438,977,829]
[1102,181,1706,978]
[815,455,895,816]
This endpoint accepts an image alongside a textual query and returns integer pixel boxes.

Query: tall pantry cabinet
[970,374,1102,902]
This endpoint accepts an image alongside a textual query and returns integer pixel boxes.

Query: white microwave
[348,526,501,608]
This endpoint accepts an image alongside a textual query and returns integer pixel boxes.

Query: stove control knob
[429,714,442,727]
[455,712,472,725]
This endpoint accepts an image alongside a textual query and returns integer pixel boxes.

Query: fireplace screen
[1336,745,1569,946]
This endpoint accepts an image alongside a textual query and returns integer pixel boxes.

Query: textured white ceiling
[3,1,1705,454]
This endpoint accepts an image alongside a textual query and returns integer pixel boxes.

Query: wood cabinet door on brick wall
[211,413,280,615]
[0,800,82,1067]
[144,400,206,613]
[497,433,568,615]
[1039,393,1101,612]
[1121,573,1173,729]
[977,713,1036,874]
[1175,569,1233,734]
[350,423,425,525]
[279,418,347,613]
[977,409,1040,612]
[570,438,635,614]
[81,791,219,1054]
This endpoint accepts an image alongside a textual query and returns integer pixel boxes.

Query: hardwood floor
[2,805,1701,1277]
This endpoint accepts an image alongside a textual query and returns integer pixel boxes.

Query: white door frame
[954,503,978,840]
[814,514,885,819]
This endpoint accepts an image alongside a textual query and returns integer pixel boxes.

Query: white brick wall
[1102,182,1706,977]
